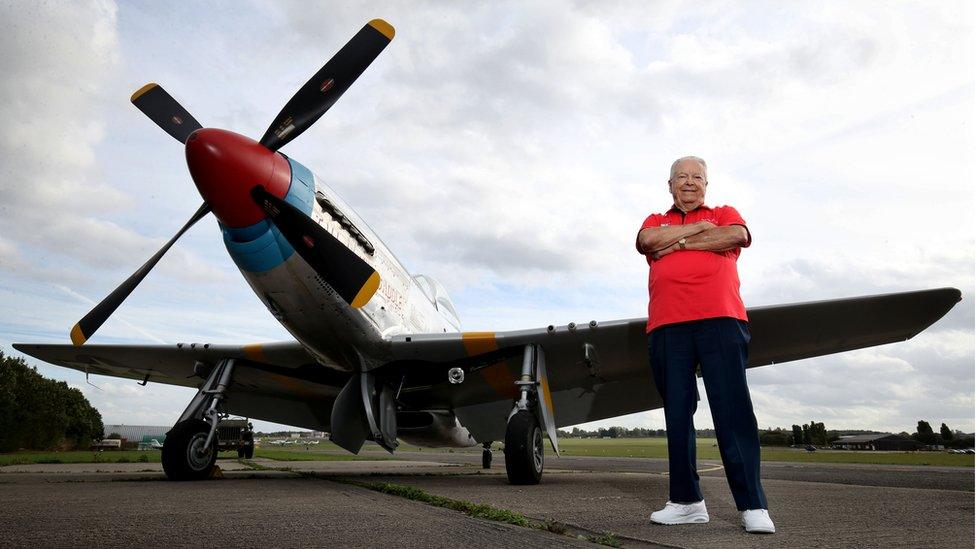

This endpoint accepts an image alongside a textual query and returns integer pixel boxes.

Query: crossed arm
[637,221,749,260]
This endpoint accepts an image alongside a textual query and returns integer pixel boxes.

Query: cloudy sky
[1,1,972,435]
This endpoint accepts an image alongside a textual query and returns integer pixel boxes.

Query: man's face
[669,159,707,211]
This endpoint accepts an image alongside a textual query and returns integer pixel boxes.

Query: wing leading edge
[12,288,960,439]
[385,288,960,440]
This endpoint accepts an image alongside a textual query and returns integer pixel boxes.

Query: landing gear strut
[162,358,236,481]
[503,344,558,485]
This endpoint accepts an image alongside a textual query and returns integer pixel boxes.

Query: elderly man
[636,156,774,534]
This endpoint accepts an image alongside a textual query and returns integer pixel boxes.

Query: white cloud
[2,1,972,435]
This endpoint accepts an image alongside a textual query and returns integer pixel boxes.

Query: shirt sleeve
[636,214,662,254]
[718,206,751,248]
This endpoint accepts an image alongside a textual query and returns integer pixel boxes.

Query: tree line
[559,419,973,448]
[0,350,104,452]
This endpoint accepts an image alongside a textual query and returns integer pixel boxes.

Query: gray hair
[669,156,708,181]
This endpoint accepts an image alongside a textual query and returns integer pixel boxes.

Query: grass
[0,450,162,466]
[355,481,531,526]
[2,450,243,466]
[555,437,975,467]
[349,479,621,546]
[253,448,387,462]
[4,438,971,468]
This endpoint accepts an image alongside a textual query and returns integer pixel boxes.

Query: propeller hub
[185,128,291,228]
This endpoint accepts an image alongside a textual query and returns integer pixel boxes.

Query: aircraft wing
[385,288,961,442]
[12,288,959,442]
[11,341,348,431]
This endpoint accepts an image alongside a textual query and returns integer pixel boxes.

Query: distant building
[832,434,923,451]
[103,425,169,443]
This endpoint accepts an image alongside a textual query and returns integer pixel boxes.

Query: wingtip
[368,19,395,40]
[70,324,87,346]
[130,82,158,103]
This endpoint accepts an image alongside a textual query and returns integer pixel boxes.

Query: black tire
[237,448,245,459]
[243,444,254,459]
[482,447,492,469]
[161,419,217,481]
[504,410,544,485]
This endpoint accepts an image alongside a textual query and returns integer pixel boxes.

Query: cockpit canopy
[412,274,460,330]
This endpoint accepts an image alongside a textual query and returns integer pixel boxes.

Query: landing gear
[242,432,255,459]
[502,344,558,485]
[504,411,544,484]
[482,442,493,469]
[162,419,217,480]
[162,358,236,481]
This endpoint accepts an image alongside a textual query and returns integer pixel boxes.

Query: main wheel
[162,419,217,481]
[504,410,544,485]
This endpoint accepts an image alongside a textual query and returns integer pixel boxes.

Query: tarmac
[0,452,972,548]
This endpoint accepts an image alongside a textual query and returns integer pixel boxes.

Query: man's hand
[651,242,679,260]
[684,225,749,252]
[638,220,716,254]
[648,224,749,259]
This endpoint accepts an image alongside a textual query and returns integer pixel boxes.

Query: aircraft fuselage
[215,150,459,371]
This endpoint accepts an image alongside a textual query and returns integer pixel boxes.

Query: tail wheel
[162,419,217,481]
[504,410,544,485]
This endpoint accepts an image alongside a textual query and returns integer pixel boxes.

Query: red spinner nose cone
[185,128,291,228]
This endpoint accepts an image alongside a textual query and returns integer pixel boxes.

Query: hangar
[831,434,923,451]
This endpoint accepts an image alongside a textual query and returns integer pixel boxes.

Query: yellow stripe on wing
[243,343,267,363]
[461,332,518,398]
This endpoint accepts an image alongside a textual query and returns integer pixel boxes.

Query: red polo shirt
[638,204,750,333]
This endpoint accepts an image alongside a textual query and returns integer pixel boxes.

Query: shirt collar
[667,203,711,215]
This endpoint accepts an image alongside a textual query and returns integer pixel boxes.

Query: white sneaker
[650,500,709,525]
[741,509,775,534]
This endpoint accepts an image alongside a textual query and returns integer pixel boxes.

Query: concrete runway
[1,453,972,548]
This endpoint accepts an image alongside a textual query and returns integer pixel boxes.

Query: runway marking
[659,465,724,477]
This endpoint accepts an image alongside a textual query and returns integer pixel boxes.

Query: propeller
[72,19,394,344]
[251,185,380,308]
[70,203,211,345]
[259,19,394,151]
[130,83,203,144]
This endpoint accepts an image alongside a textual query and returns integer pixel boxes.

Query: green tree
[801,424,811,445]
[791,424,803,445]
[0,350,104,451]
[940,423,953,442]
[914,420,937,444]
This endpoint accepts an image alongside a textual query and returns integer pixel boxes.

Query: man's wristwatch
[678,238,687,250]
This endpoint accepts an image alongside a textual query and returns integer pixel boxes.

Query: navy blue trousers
[648,317,768,511]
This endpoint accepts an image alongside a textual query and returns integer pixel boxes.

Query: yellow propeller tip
[351,271,381,308]
[368,19,395,40]
[130,82,158,103]
[70,324,87,346]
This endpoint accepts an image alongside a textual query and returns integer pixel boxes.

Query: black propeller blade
[70,203,211,346]
[131,83,203,144]
[259,19,394,151]
[251,186,380,308]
